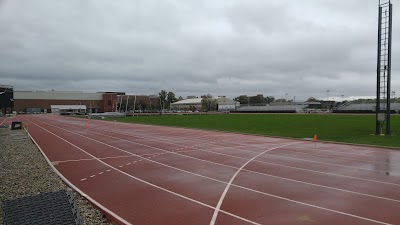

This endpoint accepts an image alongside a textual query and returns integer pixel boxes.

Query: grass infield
[108,114,400,148]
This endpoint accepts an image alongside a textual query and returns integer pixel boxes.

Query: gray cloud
[0,0,399,101]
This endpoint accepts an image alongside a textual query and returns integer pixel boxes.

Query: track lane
[24,116,261,225]
[21,116,400,225]
[34,116,400,199]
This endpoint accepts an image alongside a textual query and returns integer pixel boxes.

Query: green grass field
[108,114,400,148]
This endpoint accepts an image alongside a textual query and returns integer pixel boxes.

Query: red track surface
[17,115,400,225]
[1,116,19,127]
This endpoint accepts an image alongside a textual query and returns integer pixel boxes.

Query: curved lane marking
[209,142,300,225]
[32,117,397,225]
[26,118,261,225]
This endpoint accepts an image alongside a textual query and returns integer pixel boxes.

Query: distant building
[11,90,160,114]
[0,85,14,114]
[171,96,239,111]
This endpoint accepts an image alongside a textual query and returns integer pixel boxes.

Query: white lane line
[50,155,136,164]
[270,148,400,167]
[85,123,399,174]
[127,163,131,165]
[210,142,300,225]
[46,118,400,188]
[290,145,379,157]
[194,148,400,187]
[51,158,95,164]
[35,118,400,224]
[99,172,104,175]
[119,165,124,168]
[27,119,260,225]
[95,122,400,163]
[106,169,111,172]
[23,121,139,225]
[0,117,7,125]
[80,125,400,187]
[204,143,400,174]
[47,120,400,202]
[80,178,87,181]
[261,152,400,175]
[179,140,400,174]
[90,175,96,178]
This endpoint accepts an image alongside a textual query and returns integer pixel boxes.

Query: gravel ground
[0,128,111,225]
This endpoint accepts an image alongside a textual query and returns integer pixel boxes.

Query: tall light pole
[133,95,136,116]
[285,93,288,102]
[326,90,330,101]
[125,95,129,113]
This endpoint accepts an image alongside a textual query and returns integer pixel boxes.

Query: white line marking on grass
[209,142,300,225]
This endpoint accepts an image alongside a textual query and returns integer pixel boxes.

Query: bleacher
[333,103,400,113]
[234,105,308,113]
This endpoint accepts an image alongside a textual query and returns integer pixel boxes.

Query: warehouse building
[11,89,161,114]
[171,96,239,111]
[13,90,117,113]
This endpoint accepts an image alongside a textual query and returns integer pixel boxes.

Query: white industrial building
[50,105,87,114]
[171,96,239,111]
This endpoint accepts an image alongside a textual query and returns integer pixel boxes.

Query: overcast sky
[0,0,399,101]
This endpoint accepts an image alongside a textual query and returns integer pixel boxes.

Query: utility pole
[125,95,129,113]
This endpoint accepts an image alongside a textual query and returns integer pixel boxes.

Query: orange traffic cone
[313,134,317,147]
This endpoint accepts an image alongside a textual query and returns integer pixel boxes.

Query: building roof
[171,96,237,105]
[171,98,202,105]
[15,91,103,100]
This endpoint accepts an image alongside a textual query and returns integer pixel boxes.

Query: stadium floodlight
[376,0,393,135]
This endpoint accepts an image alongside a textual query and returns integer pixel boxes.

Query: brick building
[12,90,160,113]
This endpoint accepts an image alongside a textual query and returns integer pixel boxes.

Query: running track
[16,115,400,225]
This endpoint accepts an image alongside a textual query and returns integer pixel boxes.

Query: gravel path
[0,127,111,225]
